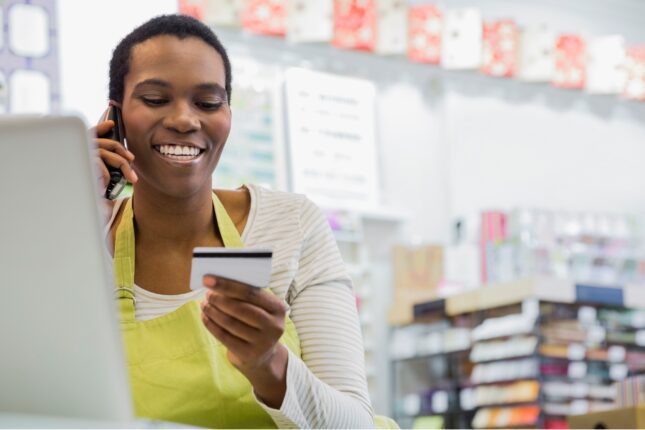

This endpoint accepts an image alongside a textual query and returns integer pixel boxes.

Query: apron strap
[212,192,244,249]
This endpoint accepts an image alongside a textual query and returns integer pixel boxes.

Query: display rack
[391,278,645,429]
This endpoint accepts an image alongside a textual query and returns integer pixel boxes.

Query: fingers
[200,295,260,339]
[97,138,135,161]
[200,313,248,357]
[97,148,138,184]
[203,290,276,330]
[92,120,115,137]
[202,275,286,315]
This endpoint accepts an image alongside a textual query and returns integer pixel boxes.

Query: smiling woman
[93,14,378,429]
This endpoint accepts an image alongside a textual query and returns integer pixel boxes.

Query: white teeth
[157,145,201,158]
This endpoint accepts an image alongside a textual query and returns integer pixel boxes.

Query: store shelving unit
[391,278,645,429]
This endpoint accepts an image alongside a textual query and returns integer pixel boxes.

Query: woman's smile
[152,143,206,164]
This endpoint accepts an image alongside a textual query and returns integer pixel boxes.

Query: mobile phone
[190,248,273,290]
[99,105,128,200]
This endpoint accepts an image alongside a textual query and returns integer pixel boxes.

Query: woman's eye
[142,97,167,106]
[197,101,223,111]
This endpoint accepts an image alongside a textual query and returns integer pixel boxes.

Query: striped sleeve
[255,197,374,428]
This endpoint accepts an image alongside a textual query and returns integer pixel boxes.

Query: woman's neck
[131,181,217,246]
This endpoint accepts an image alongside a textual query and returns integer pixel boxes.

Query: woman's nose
[162,101,201,133]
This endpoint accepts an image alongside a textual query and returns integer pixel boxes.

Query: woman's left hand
[200,274,289,407]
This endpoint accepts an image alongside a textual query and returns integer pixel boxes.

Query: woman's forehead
[127,35,226,84]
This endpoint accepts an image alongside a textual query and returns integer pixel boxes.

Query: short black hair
[109,14,232,104]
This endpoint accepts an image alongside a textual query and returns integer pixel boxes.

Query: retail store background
[34,0,645,420]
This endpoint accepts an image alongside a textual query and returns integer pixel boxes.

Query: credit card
[190,247,273,290]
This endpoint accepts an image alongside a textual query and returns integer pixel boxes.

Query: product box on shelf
[481,19,518,78]
[241,0,287,36]
[624,46,645,101]
[585,35,627,95]
[285,0,333,43]
[332,0,377,51]
[389,245,444,325]
[202,0,245,27]
[407,4,442,64]
[517,24,556,82]
[553,34,586,89]
[440,7,483,70]
[374,0,407,55]
[568,406,645,429]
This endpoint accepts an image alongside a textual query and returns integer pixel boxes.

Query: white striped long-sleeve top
[106,183,374,429]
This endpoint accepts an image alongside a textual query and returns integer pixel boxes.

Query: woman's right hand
[92,119,138,193]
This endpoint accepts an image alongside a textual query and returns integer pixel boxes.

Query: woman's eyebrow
[133,78,171,89]
[195,83,227,96]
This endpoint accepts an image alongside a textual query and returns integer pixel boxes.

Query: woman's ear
[109,99,123,109]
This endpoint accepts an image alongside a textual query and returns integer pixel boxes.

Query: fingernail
[132,171,139,181]
[203,276,216,287]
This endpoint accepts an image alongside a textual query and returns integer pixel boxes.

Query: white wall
[57,0,177,124]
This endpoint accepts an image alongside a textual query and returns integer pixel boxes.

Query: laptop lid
[0,115,133,423]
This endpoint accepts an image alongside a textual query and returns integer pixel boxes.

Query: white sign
[285,68,380,210]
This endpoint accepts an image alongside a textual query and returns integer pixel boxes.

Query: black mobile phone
[99,105,128,200]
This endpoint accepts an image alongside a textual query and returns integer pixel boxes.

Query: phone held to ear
[99,105,128,200]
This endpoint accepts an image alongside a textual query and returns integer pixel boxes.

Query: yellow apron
[113,192,301,428]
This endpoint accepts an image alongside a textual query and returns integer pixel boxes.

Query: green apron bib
[113,192,301,428]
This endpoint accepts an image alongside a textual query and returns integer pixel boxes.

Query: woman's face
[121,35,231,198]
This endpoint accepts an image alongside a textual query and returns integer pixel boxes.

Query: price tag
[610,364,628,381]
[432,390,449,413]
[635,330,645,347]
[568,343,586,361]
[608,345,626,363]
[578,306,597,324]
[568,361,588,379]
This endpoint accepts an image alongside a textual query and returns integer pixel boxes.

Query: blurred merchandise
[517,24,557,82]
[481,20,518,78]
[481,208,644,287]
[407,4,442,64]
[374,0,407,55]
[615,375,645,408]
[585,35,627,95]
[624,46,645,101]
[285,0,333,43]
[553,34,586,89]
[440,8,483,70]
[392,289,645,429]
[241,0,287,36]
[332,0,377,51]
[203,0,244,27]
[568,406,645,429]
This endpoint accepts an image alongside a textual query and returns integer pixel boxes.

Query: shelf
[391,348,470,363]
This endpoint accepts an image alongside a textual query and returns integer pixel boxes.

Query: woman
[95,14,376,429]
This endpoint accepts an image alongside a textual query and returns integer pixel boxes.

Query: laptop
[0,116,184,428]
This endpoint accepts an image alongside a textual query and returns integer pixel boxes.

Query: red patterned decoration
[332,0,377,51]
[481,20,518,78]
[179,0,205,20]
[241,0,287,37]
[624,46,645,101]
[407,4,442,64]
[553,34,586,89]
